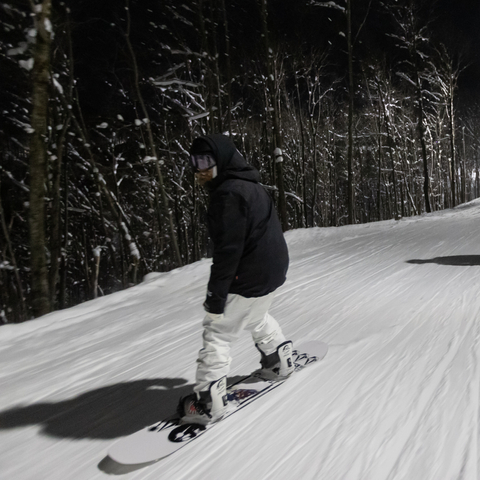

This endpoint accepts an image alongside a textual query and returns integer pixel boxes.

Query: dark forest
[1,0,480,323]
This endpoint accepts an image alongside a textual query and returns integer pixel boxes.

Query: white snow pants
[194,291,286,394]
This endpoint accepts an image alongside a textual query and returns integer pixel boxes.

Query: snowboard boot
[178,376,228,426]
[256,340,295,381]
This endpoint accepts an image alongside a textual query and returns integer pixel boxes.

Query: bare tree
[432,44,464,207]
[124,0,183,268]
[391,0,434,212]
[260,0,288,231]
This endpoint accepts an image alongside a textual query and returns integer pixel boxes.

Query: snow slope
[2,200,480,480]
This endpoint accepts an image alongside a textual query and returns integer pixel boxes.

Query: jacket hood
[191,134,260,189]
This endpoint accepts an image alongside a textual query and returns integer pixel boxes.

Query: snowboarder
[178,134,294,425]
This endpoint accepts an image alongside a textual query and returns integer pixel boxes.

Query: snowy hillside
[2,200,480,480]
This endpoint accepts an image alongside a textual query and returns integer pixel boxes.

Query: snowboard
[108,340,328,465]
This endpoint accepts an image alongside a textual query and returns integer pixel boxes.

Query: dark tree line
[1,0,479,322]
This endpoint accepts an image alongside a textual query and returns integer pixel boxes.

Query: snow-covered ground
[2,199,480,480]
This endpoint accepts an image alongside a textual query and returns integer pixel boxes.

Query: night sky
[434,0,480,94]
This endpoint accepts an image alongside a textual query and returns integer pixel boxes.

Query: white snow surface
[2,200,480,479]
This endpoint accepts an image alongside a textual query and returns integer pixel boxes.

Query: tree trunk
[377,81,398,218]
[219,0,232,136]
[448,85,456,207]
[49,104,71,309]
[29,0,53,317]
[461,126,466,204]
[376,101,383,221]
[295,72,308,227]
[346,0,355,224]
[260,0,288,230]
[412,61,431,212]
[475,150,480,199]
[418,109,431,213]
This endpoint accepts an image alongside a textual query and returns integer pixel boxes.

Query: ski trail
[274,252,477,479]
[372,309,478,479]
[3,200,480,480]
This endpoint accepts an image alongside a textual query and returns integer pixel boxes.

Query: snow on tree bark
[28,0,53,317]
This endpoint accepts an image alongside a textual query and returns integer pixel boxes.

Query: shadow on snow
[0,375,248,441]
[406,255,480,266]
[0,378,193,440]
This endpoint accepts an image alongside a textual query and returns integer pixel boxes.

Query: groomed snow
[2,199,480,479]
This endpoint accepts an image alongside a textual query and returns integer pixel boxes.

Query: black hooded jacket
[192,134,289,314]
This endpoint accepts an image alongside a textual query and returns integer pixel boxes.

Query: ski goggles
[190,153,216,172]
